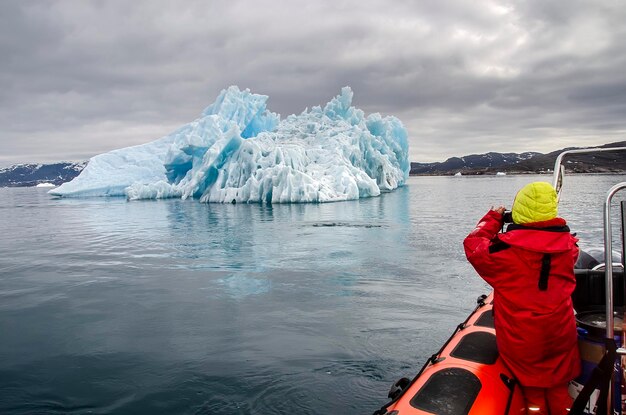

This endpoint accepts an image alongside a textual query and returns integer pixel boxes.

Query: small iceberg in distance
[454,172,462,177]
[50,86,410,203]
[496,172,506,176]
[36,183,56,188]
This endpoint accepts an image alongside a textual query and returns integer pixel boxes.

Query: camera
[502,210,513,223]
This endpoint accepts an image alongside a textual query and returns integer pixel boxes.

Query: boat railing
[604,183,626,345]
[599,182,626,414]
[552,146,626,413]
[591,263,624,271]
[622,200,626,277]
[552,146,626,201]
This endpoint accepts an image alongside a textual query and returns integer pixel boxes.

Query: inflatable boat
[373,147,626,415]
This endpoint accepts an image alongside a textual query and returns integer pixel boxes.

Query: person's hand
[491,205,506,215]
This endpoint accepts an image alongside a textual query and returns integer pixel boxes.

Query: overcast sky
[1,0,625,167]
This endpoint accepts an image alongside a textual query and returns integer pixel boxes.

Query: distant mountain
[2,140,625,187]
[0,162,86,187]
[411,141,626,175]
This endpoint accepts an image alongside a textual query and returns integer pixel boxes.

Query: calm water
[1,174,625,415]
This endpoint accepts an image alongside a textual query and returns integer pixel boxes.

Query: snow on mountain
[410,143,626,175]
[0,162,86,187]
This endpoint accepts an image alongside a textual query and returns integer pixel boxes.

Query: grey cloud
[0,0,625,166]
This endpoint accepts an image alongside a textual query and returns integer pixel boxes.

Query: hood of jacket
[498,217,578,253]
[511,181,558,224]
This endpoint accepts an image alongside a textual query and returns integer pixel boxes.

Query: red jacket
[464,210,580,387]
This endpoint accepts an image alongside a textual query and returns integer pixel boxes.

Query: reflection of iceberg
[218,275,271,299]
[51,86,409,203]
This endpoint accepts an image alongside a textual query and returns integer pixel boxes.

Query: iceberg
[50,86,410,203]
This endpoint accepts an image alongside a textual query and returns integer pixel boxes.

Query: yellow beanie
[511,182,558,224]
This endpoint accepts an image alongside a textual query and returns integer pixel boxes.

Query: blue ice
[50,86,409,203]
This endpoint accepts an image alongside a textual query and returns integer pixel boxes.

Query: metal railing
[552,146,626,201]
[551,146,626,413]
[602,183,626,414]
[603,182,626,343]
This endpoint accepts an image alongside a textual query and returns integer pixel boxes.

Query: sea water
[1,174,625,414]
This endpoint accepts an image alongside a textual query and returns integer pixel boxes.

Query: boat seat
[409,367,481,415]
[474,310,495,328]
[450,331,498,364]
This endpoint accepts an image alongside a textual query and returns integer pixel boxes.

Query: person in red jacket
[464,181,580,415]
